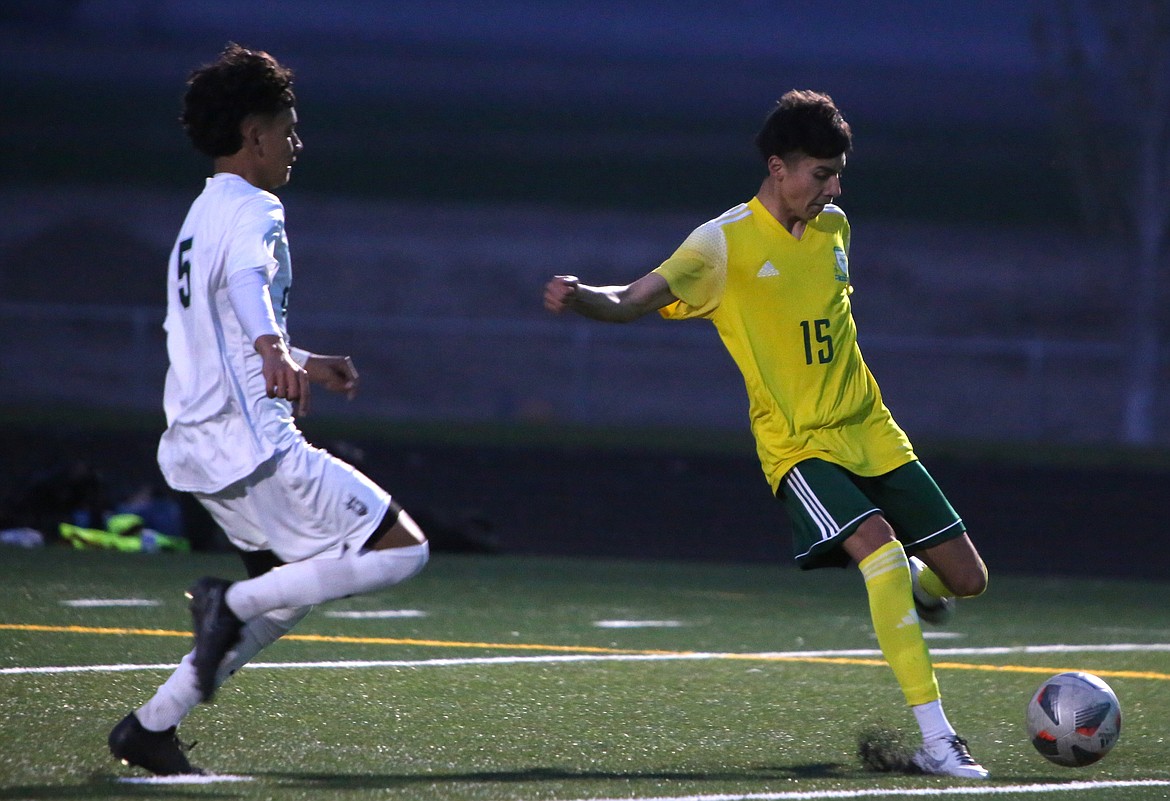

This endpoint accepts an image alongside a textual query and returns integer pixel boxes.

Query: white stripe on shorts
[786,466,840,543]
[902,517,965,550]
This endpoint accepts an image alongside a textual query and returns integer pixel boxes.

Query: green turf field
[1,548,1168,800]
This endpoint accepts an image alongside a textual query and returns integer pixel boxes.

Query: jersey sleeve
[223,194,284,280]
[227,265,282,343]
[652,219,727,320]
[824,204,852,294]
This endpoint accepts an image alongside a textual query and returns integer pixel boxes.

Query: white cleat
[911,735,990,779]
[909,556,955,625]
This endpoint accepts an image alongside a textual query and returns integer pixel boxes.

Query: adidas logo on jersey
[756,260,779,278]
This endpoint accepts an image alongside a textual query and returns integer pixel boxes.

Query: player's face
[253,107,303,191]
[774,152,845,222]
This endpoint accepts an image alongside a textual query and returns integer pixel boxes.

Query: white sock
[226,543,429,622]
[135,650,200,731]
[135,605,311,731]
[912,699,957,744]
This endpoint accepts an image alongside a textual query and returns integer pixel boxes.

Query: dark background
[2,412,1166,581]
[1,2,1167,581]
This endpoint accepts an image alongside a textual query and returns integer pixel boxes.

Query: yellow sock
[859,541,940,706]
[917,558,988,599]
[917,562,951,600]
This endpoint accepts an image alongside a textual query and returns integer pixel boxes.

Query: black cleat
[108,712,202,775]
[187,577,243,702]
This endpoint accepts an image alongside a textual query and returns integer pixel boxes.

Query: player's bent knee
[951,561,988,599]
[369,507,427,550]
[366,539,429,585]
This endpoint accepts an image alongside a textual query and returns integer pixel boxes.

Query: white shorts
[194,438,392,562]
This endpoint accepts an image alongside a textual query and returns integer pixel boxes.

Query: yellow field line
[284,631,677,654]
[930,660,1170,682]
[3,622,1169,680]
[2,623,191,639]
[722,653,1170,681]
[0,623,670,654]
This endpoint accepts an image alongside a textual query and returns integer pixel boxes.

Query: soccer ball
[1026,672,1122,767]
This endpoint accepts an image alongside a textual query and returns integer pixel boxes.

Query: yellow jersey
[653,197,915,491]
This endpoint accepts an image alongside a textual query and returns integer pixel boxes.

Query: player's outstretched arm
[543,272,676,323]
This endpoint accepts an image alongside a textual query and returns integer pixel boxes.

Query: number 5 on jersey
[177,237,193,309]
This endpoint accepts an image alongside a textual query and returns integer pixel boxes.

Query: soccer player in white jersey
[544,91,990,779]
[108,44,430,776]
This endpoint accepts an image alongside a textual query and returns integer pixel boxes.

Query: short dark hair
[181,43,296,157]
[754,90,852,161]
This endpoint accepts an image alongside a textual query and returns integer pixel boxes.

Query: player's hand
[257,335,312,416]
[543,275,579,313]
[304,354,360,400]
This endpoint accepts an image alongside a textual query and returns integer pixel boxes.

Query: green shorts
[776,458,964,570]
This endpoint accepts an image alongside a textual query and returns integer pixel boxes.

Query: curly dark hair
[181,43,296,158]
[754,90,852,161]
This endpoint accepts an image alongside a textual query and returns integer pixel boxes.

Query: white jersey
[158,173,301,493]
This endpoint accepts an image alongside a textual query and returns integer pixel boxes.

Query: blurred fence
[2,301,1150,446]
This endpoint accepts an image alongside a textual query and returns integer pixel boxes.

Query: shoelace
[948,736,977,764]
[172,732,198,754]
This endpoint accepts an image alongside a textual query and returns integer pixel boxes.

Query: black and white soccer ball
[1026,671,1122,767]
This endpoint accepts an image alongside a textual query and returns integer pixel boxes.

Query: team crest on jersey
[833,247,849,282]
[345,495,369,517]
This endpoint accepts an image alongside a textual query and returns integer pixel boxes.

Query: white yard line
[3,643,1169,676]
[116,774,252,785]
[323,610,428,619]
[60,599,161,607]
[556,780,1170,801]
[594,620,685,628]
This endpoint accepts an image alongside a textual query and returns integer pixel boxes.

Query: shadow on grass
[0,763,852,800]
[256,762,848,789]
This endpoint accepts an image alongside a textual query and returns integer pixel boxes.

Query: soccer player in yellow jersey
[544,90,990,780]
